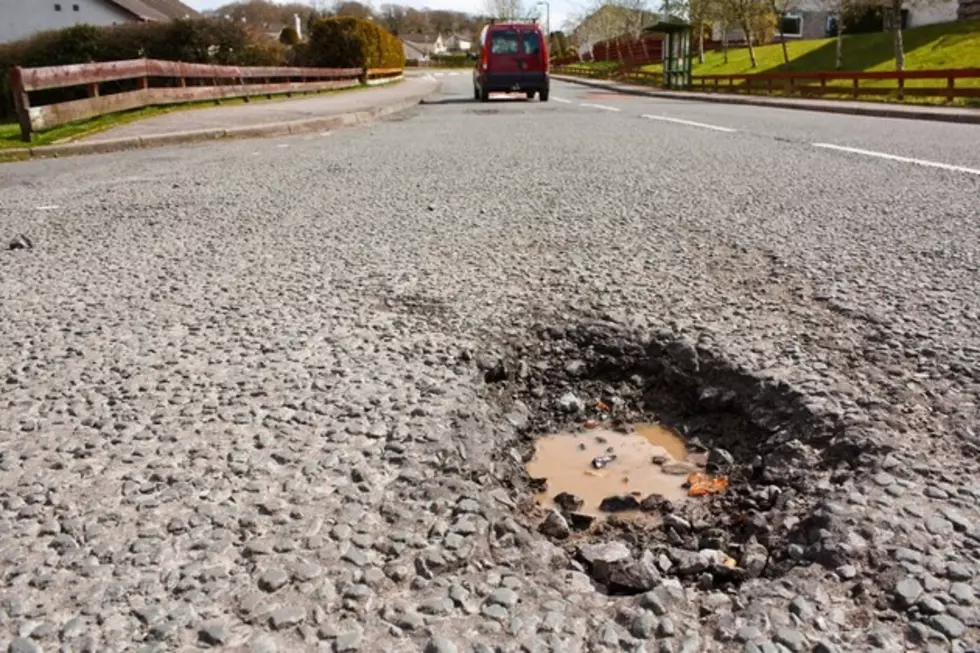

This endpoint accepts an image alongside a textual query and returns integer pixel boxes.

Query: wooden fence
[691,69,980,103]
[554,64,980,104]
[7,58,404,141]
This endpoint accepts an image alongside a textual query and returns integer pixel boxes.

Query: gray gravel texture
[1,75,979,653]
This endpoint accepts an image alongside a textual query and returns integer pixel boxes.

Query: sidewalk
[19,76,439,160]
[552,75,980,125]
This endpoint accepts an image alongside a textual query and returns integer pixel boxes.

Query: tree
[334,1,374,20]
[687,0,719,63]
[767,0,791,64]
[484,0,526,20]
[722,0,773,67]
[215,1,314,26]
[279,26,300,44]
[884,0,906,70]
[378,3,407,33]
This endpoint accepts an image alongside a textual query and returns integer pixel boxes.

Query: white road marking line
[320,131,332,137]
[449,72,459,76]
[35,205,61,210]
[277,144,290,148]
[640,114,736,133]
[435,73,445,77]
[552,97,572,104]
[812,143,980,176]
[580,103,621,112]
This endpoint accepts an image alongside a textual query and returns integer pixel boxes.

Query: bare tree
[688,0,715,63]
[334,1,374,19]
[767,0,791,64]
[822,0,851,69]
[723,0,772,68]
[885,0,906,70]
[378,3,407,32]
[484,0,526,20]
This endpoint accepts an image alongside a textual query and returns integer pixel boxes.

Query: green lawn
[558,20,980,104]
[654,19,980,76]
[0,81,383,153]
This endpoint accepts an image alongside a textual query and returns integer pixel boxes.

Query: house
[444,34,473,53]
[961,0,980,19]
[259,14,305,43]
[403,39,429,62]
[400,33,448,61]
[0,0,200,44]
[711,0,961,43]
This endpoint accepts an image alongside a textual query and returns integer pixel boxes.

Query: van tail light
[482,61,488,70]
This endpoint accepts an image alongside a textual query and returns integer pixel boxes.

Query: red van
[473,22,550,102]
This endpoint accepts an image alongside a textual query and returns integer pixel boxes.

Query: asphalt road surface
[1,72,978,653]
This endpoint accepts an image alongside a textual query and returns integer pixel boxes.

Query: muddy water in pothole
[526,424,703,516]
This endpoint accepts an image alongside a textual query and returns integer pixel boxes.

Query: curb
[552,75,980,125]
[6,79,436,162]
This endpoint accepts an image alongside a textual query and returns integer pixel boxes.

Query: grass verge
[558,20,980,105]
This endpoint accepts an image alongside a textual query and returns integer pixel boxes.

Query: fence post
[897,73,904,101]
[9,67,32,142]
[947,76,954,103]
[359,67,369,85]
[852,78,859,100]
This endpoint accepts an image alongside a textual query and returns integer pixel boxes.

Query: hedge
[304,17,404,70]
[0,19,287,122]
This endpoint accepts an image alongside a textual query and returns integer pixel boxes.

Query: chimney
[295,13,302,40]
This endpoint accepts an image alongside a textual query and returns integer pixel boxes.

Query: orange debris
[685,472,729,497]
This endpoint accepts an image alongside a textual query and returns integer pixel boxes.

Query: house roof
[403,40,429,59]
[108,0,201,21]
[401,33,440,44]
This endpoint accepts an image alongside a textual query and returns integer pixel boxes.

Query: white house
[401,33,449,58]
[444,34,473,52]
[711,0,961,42]
[0,0,199,44]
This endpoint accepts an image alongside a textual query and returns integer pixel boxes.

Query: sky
[182,0,581,32]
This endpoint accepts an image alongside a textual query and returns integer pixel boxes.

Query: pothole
[485,320,885,596]
[526,422,722,517]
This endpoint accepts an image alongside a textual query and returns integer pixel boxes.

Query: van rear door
[518,28,546,74]
[487,27,522,75]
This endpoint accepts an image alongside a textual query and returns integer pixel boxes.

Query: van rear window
[522,31,542,55]
[490,30,520,55]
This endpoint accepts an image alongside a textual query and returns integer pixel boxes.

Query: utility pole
[537,1,550,38]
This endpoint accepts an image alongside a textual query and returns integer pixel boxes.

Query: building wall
[908,0,959,27]
[961,0,980,20]
[0,0,135,44]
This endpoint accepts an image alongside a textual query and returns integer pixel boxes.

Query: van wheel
[539,88,550,102]
[525,90,536,100]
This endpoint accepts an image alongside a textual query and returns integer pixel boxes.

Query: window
[54,3,62,10]
[522,31,541,55]
[779,14,803,38]
[73,3,80,10]
[490,30,520,55]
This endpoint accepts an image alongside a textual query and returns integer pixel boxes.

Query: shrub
[279,26,300,46]
[306,17,405,70]
[430,53,472,68]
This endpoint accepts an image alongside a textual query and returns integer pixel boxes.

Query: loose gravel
[0,78,979,653]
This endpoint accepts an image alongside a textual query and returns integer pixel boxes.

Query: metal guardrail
[7,58,404,141]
